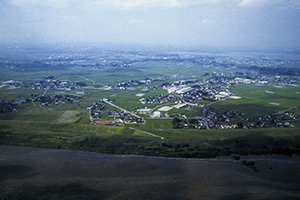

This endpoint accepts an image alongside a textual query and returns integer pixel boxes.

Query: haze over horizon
[1,0,300,50]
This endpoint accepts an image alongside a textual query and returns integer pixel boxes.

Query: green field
[211,84,300,118]
[1,117,300,158]
[1,54,300,158]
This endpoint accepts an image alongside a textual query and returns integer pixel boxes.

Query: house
[214,94,226,100]
[136,107,152,114]
[76,91,85,95]
[136,93,145,97]
[168,87,179,93]
[151,111,161,118]
[158,106,173,112]
[175,87,195,94]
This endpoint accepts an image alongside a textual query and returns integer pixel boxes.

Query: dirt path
[129,127,164,139]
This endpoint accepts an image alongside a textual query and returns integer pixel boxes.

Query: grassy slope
[1,118,300,158]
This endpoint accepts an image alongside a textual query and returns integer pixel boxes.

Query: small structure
[158,106,174,112]
[175,87,194,94]
[173,103,188,109]
[229,96,241,99]
[219,91,231,96]
[76,91,85,95]
[136,93,145,97]
[141,88,150,92]
[137,107,152,114]
[270,102,281,106]
[167,87,179,93]
[265,90,274,94]
[151,111,161,118]
[215,94,226,100]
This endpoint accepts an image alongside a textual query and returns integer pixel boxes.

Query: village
[1,49,300,129]
[89,72,300,129]
[1,71,299,129]
[0,76,85,91]
[0,76,84,112]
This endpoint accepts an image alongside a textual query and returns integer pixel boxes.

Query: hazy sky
[1,0,300,49]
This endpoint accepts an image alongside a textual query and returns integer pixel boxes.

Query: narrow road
[31,101,36,107]
[206,101,219,106]
[129,127,164,140]
[236,113,249,122]
[276,107,296,114]
[76,75,95,83]
[102,99,141,118]
[42,88,49,96]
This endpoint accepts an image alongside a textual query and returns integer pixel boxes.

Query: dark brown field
[1,145,300,200]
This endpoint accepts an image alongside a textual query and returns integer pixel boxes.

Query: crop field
[0,120,130,137]
[212,84,300,118]
[1,48,300,158]
[143,119,173,129]
[1,66,299,127]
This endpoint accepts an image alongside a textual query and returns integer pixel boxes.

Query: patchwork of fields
[1,47,300,157]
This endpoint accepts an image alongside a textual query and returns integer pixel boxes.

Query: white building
[151,111,161,118]
[175,87,195,94]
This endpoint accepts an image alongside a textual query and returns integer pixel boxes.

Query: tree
[172,117,183,129]
[188,119,197,124]
[237,122,244,129]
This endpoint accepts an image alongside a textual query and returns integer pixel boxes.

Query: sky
[1,0,300,50]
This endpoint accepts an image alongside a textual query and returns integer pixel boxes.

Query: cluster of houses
[172,117,239,130]
[0,98,27,113]
[140,94,181,104]
[116,77,165,89]
[134,72,299,120]
[0,80,25,90]
[1,76,84,91]
[0,93,82,114]
[119,73,299,130]
[140,76,236,105]
[31,76,82,90]
[275,76,299,86]
[89,100,105,119]
[171,106,299,130]
[89,100,145,125]
[0,93,81,112]
[201,106,299,129]
[37,95,80,106]
[116,117,145,124]
[285,111,300,121]
[191,108,240,129]
[244,113,297,128]
[197,121,238,129]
